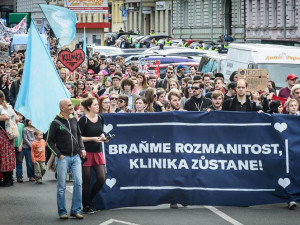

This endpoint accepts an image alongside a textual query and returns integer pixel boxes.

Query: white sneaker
[288,201,298,210]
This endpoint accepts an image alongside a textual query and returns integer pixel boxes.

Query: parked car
[92,46,124,56]
[143,46,180,54]
[151,48,208,58]
[156,62,199,79]
[140,55,198,65]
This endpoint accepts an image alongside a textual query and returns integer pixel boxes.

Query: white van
[225,44,300,88]
[198,52,227,77]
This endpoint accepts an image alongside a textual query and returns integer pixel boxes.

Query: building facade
[124,0,172,36]
[172,0,245,42]
[246,0,300,40]
[47,0,124,45]
[17,0,45,22]
[0,0,16,26]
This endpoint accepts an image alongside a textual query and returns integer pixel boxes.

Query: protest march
[0,3,300,221]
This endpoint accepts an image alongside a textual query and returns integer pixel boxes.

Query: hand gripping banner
[92,111,300,209]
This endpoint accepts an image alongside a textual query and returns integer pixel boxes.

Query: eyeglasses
[87,73,93,75]
[111,97,119,101]
[187,86,192,89]
[118,100,125,103]
[192,87,200,90]
[78,83,84,85]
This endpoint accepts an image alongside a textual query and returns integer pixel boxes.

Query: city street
[1,168,300,225]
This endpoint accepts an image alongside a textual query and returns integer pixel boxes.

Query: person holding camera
[79,97,110,214]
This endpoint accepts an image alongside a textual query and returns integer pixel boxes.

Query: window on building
[183,0,188,27]
[93,35,101,46]
[265,0,269,27]
[289,0,296,27]
[272,0,277,27]
[257,0,261,27]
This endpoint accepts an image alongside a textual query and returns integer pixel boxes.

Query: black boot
[8,171,13,186]
[0,172,11,187]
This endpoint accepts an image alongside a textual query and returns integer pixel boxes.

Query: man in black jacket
[184,81,211,111]
[222,79,258,112]
[47,99,86,220]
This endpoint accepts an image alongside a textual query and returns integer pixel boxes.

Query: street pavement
[1,169,300,225]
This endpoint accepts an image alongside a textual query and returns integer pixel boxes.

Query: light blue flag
[15,20,70,133]
[83,27,87,60]
[39,4,77,47]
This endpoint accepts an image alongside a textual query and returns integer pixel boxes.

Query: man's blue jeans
[23,148,35,178]
[55,154,82,216]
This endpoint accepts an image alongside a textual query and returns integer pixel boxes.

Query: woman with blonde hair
[166,78,180,93]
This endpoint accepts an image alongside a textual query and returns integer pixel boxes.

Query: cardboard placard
[58,49,85,72]
[238,69,268,91]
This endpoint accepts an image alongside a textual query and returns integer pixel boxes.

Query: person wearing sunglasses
[76,80,85,98]
[115,95,130,113]
[109,93,119,113]
[157,68,176,89]
[184,81,211,111]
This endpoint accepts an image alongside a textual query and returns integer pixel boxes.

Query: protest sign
[92,111,300,210]
[137,60,161,78]
[0,51,9,63]
[58,49,85,72]
[238,69,268,91]
[64,0,108,13]
[0,16,27,45]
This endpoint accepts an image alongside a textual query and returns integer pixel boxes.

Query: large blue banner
[92,111,300,209]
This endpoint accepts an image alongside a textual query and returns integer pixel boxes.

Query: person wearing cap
[278,74,298,98]
[176,65,185,84]
[99,55,106,66]
[104,72,122,95]
[86,69,95,79]
[209,43,218,51]
[197,41,205,50]
[182,40,188,47]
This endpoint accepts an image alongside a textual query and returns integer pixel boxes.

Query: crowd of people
[1,36,300,218]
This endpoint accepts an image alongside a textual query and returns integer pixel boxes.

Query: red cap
[286,74,298,80]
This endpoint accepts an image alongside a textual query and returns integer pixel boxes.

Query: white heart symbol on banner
[278,178,290,189]
[274,122,287,133]
[103,124,113,134]
[106,178,116,189]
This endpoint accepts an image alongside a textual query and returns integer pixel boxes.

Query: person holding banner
[168,90,183,111]
[184,81,211,111]
[222,79,259,112]
[79,97,108,214]
[207,90,224,111]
